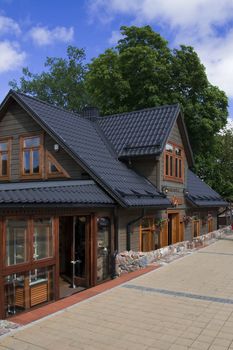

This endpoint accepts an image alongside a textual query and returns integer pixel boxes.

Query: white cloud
[29,26,74,46]
[89,0,233,99]
[108,30,122,45]
[89,0,233,33]
[0,15,21,36]
[0,41,26,72]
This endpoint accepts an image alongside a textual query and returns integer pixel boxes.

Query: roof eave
[0,203,116,208]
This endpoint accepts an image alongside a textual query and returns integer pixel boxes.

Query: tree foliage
[202,128,233,201]
[9,46,88,112]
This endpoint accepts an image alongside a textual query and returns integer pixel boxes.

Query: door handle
[70,259,82,264]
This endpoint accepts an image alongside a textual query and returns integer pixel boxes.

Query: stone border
[116,226,232,275]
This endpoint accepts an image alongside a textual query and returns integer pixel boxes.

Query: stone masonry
[116,226,231,275]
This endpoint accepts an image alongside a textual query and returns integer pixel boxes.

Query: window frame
[0,137,11,180]
[2,216,56,274]
[192,219,200,238]
[20,133,44,179]
[45,150,70,179]
[164,141,184,183]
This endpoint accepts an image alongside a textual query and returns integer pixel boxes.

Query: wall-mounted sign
[171,196,183,206]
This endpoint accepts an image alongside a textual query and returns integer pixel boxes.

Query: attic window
[46,151,70,179]
[164,142,184,183]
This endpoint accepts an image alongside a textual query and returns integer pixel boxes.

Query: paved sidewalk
[1,238,233,350]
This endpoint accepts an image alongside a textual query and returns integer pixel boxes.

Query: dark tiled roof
[97,105,180,157]
[5,91,170,208]
[186,170,228,207]
[0,180,114,206]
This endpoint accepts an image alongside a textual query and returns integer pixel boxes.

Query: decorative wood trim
[45,150,70,179]
[20,133,44,180]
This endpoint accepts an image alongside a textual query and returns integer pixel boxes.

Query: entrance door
[73,216,90,288]
[168,213,180,245]
[59,216,91,294]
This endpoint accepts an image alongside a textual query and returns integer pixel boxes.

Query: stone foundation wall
[115,226,231,276]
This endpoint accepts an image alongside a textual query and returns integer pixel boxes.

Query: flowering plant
[183,215,192,225]
[155,218,167,229]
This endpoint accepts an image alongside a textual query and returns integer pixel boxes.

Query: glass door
[96,217,111,283]
[72,216,90,288]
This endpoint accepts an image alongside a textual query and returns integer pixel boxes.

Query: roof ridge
[92,121,119,159]
[98,103,180,121]
[11,90,82,118]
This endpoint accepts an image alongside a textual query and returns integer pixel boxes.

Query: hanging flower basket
[183,215,192,225]
[155,218,167,230]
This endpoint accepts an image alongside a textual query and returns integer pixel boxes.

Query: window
[45,151,69,178]
[140,217,159,252]
[33,219,54,260]
[0,139,11,179]
[20,135,42,177]
[6,219,28,266]
[164,142,184,182]
[192,219,200,238]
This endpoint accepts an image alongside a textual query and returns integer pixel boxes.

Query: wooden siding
[117,208,141,252]
[131,159,157,186]
[44,134,83,179]
[0,101,85,181]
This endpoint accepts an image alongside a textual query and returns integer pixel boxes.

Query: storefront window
[4,267,54,317]
[97,217,111,282]
[33,219,53,260]
[6,219,28,266]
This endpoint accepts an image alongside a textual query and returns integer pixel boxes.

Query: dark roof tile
[97,105,180,157]
[0,180,114,206]
[7,91,170,208]
[186,170,228,207]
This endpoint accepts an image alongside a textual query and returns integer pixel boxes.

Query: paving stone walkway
[1,237,233,349]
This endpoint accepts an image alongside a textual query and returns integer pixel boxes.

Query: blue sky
[1,0,233,122]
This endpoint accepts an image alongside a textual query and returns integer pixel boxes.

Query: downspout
[126,209,145,251]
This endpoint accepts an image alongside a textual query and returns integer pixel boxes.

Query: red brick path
[9,265,158,325]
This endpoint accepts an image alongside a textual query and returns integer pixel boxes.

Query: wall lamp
[162,186,169,194]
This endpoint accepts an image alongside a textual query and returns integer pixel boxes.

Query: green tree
[9,46,89,112]
[203,128,233,200]
[86,26,173,114]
